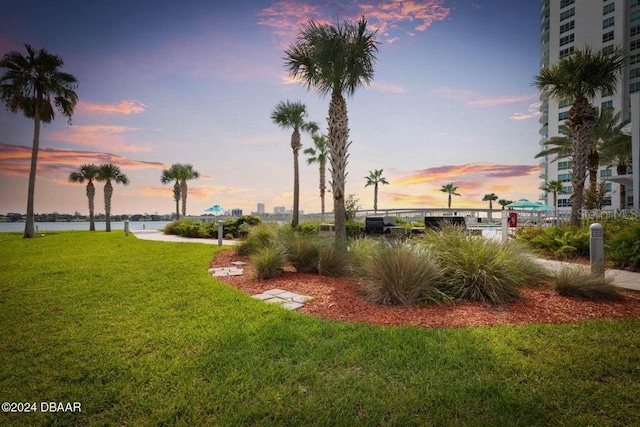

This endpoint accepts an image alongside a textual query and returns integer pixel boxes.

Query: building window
[604,183,612,192]
[560,33,575,46]
[631,67,640,79]
[603,17,615,29]
[558,160,573,170]
[558,99,573,108]
[560,8,575,21]
[560,20,575,34]
[558,198,571,207]
[560,47,574,58]
[632,82,640,93]
[631,39,640,51]
[560,0,575,7]
[631,54,640,65]
[558,173,572,182]
[558,111,570,120]
[562,186,572,195]
[632,11,640,22]
[600,169,613,178]
[602,31,614,43]
[602,100,613,109]
[603,3,615,14]
[602,44,615,54]
[633,0,640,7]
[632,25,640,37]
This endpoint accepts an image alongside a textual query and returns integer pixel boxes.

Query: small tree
[68,164,100,231]
[542,180,564,225]
[440,183,461,210]
[498,199,514,210]
[482,193,498,220]
[96,164,130,232]
[345,194,361,222]
[364,169,389,214]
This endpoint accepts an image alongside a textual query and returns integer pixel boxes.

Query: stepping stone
[252,293,274,301]
[231,261,247,266]
[264,288,288,296]
[292,295,312,303]
[274,291,299,299]
[281,301,304,310]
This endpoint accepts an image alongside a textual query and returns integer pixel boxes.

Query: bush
[235,223,278,256]
[552,266,623,301]
[422,226,546,304]
[287,235,320,274]
[362,242,448,306]
[516,225,590,258]
[607,224,640,271]
[317,244,351,277]
[346,220,364,239]
[296,221,319,235]
[251,245,286,280]
[348,237,383,277]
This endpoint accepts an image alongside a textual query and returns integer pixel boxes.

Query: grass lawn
[1,231,639,426]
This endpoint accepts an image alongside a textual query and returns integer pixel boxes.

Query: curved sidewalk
[130,229,237,245]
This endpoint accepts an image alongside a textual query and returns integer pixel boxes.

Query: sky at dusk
[0,0,544,216]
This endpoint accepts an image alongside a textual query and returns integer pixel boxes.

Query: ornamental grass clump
[286,235,320,274]
[317,244,351,277]
[251,245,287,280]
[362,241,447,306]
[552,266,624,301]
[422,226,547,305]
[235,223,279,256]
[347,237,383,277]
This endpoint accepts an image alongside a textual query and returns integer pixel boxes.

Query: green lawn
[1,231,639,426]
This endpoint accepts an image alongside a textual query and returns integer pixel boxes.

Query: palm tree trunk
[373,182,378,213]
[553,191,558,225]
[87,181,95,231]
[104,180,113,232]
[180,180,188,218]
[617,164,627,209]
[328,91,350,245]
[292,129,301,228]
[24,95,41,238]
[319,162,326,217]
[173,182,180,219]
[448,194,452,210]
[568,98,596,226]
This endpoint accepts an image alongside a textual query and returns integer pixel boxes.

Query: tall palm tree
[498,199,514,210]
[304,133,329,217]
[440,183,461,210]
[173,164,199,218]
[364,169,389,214]
[271,100,318,228]
[482,193,498,220]
[542,180,564,225]
[534,46,625,226]
[160,164,183,219]
[285,17,379,244]
[0,44,78,238]
[68,164,100,231]
[96,164,129,232]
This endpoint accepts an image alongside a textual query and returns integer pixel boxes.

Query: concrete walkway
[130,229,237,245]
[536,259,640,291]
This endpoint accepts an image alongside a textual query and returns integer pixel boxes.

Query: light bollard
[218,220,223,246]
[124,219,130,236]
[589,223,605,277]
[501,210,508,242]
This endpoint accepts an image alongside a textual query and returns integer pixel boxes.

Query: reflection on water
[0,221,170,233]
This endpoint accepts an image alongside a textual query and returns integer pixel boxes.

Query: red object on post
[508,211,518,228]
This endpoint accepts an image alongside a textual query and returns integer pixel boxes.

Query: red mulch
[210,250,640,329]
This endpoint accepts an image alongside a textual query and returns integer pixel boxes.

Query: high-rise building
[256,203,265,215]
[538,0,637,211]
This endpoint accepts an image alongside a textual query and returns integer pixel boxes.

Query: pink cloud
[77,100,147,115]
[371,81,408,93]
[511,102,543,121]
[395,164,540,186]
[434,87,538,108]
[49,125,151,152]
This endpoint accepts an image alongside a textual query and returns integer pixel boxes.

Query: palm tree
[285,17,379,244]
[364,169,389,214]
[304,133,329,217]
[482,193,498,220]
[96,164,129,232]
[542,180,564,225]
[498,199,514,210]
[534,46,625,226]
[0,44,78,238]
[440,183,461,210]
[68,164,100,231]
[271,100,318,228]
[173,164,199,218]
[600,119,632,209]
[160,164,183,219]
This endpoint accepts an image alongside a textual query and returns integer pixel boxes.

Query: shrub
[296,221,319,235]
[346,220,365,239]
[317,244,351,277]
[362,242,448,306]
[251,245,286,280]
[552,266,624,301]
[287,235,320,274]
[348,237,383,277]
[607,224,640,271]
[516,225,589,258]
[423,226,546,304]
[234,223,278,256]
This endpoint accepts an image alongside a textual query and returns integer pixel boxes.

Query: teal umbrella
[506,199,543,209]
[205,204,227,215]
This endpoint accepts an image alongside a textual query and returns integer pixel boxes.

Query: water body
[0,221,170,233]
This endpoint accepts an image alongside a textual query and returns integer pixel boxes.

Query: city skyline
[0,1,543,216]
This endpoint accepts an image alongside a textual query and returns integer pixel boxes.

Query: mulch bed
[210,250,640,328]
